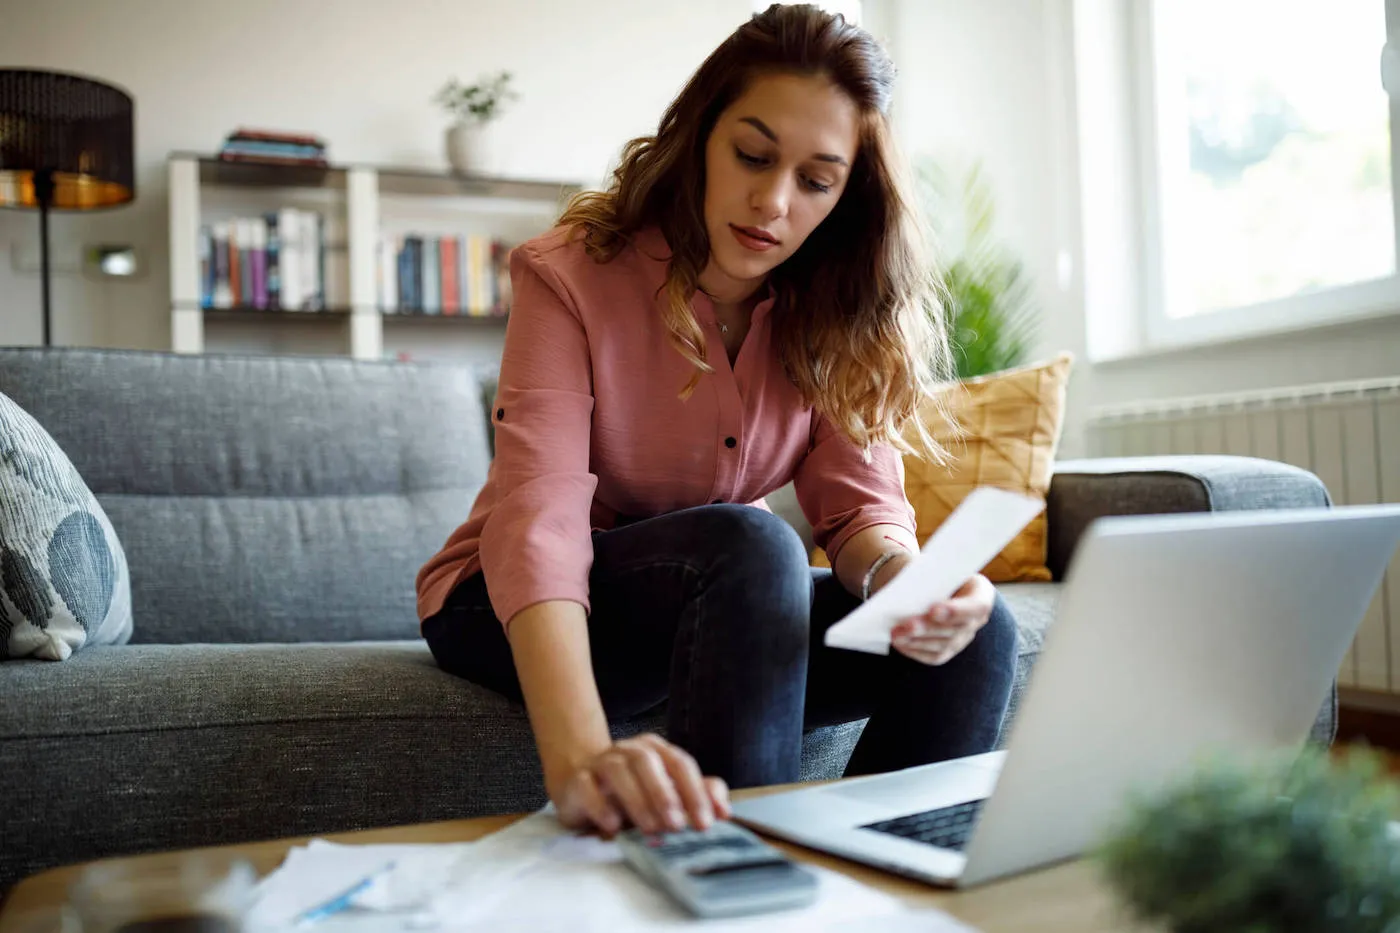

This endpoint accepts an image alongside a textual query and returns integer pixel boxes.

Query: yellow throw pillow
[812,352,1073,583]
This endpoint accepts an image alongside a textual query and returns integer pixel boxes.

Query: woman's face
[701,72,860,301]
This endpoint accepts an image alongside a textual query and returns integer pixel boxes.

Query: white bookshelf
[167,153,583,361]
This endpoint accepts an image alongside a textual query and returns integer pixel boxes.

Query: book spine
[459,228,470,312]
[396,239,410,312]
[411,237,420,312]
[228,222,242,307]
[303,209,315,311]
[251,220,267,309]
[299,210,314,310]
[198,226,212,308]
[228,127,325,147]
[315,212,326,311]
[391,235,402,313]
[424,236,441,314]
[471,235,488,316]
[279,208,300,310]
[241,219,255,306]
[465,235,478,316]
[212,222,232,308]
[441,237,459,314]
[301,210,317,311]
[221,141,325,159]
[408,236,423,312]
[264,211,281,310]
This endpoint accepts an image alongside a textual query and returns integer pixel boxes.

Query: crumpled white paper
[246,808,975,933]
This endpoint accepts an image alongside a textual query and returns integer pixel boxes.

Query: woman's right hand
[548,733,732,838]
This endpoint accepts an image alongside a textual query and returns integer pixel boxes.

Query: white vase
[446,122,485,175]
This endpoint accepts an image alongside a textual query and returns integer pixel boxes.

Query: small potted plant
[1097,746,1400,932]
[434,70,517,175]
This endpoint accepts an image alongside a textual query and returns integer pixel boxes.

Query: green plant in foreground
[1097,747,1400,932]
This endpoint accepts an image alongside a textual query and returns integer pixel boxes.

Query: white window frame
[1130,0,1400,352]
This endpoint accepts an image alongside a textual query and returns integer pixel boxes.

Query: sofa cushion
[1000,581,1060,659]
[809,354,1073,582]
[0,391,131,660]
[0,641,864,889]
[998,581,1058,748]
[1045,456,1330,581]
[902,354,1072,582]
[0,350,492,644]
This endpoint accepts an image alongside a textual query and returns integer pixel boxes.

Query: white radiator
[1086,377,1400,695]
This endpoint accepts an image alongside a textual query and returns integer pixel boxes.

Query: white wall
[0,0,751,353]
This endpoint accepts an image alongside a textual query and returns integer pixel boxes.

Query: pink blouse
[415,226,916,627]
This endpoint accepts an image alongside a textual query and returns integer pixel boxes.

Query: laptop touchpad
[826,762,998,810]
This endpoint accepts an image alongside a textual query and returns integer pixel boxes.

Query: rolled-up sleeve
[793,414,916,567]
[477,244,598,627]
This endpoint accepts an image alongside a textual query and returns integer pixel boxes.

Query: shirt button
[725,436,737,449]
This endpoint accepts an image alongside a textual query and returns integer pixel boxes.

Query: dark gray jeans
[423,504,1017,788]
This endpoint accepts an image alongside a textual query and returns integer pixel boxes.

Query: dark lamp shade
[0,69,135,211]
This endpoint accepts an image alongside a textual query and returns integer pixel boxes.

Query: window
[1137,0,1399,347]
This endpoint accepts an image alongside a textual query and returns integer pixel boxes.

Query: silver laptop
[733,502,1400,888]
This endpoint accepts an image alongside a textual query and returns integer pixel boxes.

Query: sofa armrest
[1045,455,1329,581]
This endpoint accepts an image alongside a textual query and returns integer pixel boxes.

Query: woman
[417,3,1017,840]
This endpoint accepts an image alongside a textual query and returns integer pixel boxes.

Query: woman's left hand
[890,573,996,666]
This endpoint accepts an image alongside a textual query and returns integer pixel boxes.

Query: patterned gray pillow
[0,391,131,660]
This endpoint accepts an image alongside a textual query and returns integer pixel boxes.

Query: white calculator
[617,820,819,918]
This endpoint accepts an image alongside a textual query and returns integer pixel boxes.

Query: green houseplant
[1097,747,1400,932]
[434,71,517,175]
[915,157,1038,379]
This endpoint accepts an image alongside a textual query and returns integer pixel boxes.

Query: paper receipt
[823,486,1046,654]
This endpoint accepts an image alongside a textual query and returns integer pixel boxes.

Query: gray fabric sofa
[0,348,1335,891]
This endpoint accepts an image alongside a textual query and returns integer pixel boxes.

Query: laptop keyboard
[859,798,987,851]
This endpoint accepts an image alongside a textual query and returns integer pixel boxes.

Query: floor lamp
[0,69,135,347]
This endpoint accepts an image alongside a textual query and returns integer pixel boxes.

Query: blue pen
[294,861,396,927]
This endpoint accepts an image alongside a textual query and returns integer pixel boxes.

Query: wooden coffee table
[0,783,1153,932]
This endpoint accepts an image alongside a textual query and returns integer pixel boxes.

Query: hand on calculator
[548,733,732,838]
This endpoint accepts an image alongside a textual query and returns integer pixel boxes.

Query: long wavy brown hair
[558,3,955,461]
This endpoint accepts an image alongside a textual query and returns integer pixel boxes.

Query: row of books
[198,209,326,311]
[379,234,512,316]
